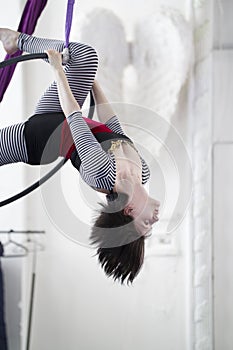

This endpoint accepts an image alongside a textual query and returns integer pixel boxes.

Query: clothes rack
[0,229,45,349]
[0,230,45,234]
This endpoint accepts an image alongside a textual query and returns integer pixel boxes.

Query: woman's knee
[69,42,99,64]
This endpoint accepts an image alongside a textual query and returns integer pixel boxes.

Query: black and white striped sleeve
[140,157,151,184]
[105,115,126,135]
[67,111,112,178]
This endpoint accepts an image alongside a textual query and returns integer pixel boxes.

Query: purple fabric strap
[65,0,75,48]
[0,0,48,102]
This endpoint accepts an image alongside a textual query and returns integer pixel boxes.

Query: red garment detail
[59,116,113,159]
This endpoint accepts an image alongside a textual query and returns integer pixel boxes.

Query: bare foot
[0,28,20,55]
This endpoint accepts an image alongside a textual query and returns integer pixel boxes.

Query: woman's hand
[45,49,63,70]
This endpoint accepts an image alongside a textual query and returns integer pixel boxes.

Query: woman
[0,28,160,285]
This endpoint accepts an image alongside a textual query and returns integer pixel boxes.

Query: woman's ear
[124,205,133,216]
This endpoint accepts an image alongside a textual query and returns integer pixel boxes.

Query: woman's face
[124,184,161,236]
[133,196,160,236]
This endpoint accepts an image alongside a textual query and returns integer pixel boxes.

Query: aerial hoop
[0,51,95,207]
[0,52,47,68]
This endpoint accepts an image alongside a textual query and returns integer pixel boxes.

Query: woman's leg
[17,33,99,114]
[0,122,28,166]
[0,30,98,166]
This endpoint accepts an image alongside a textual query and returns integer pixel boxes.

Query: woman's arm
[92,79,116,124]
[45,49,80,116]
[46,50,113,180]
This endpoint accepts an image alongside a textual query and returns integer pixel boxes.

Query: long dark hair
[89,192,146,285]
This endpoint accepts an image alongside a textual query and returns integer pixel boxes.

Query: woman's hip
[24,112,65,165]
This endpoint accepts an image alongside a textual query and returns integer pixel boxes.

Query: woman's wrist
[53,66,65,76]
[92,79,100,91]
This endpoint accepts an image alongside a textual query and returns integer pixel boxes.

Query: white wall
[213,49,233,350]
[212,3,233,349]
[1,1,193,350]
[213,145,233,350]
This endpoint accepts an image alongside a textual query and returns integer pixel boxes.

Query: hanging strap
[62,0,95,119]
[62,0,75,64]
[65,0,75,48]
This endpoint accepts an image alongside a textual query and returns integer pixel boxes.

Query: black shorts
[24,112,65,165]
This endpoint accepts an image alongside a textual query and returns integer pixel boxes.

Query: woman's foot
[0,28,20,55]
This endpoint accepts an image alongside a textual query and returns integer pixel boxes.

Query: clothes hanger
[3,230,29,258]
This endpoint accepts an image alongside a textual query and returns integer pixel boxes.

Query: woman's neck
[113,175,142,201]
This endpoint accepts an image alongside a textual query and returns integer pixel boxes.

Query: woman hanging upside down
[0,28,160,285]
